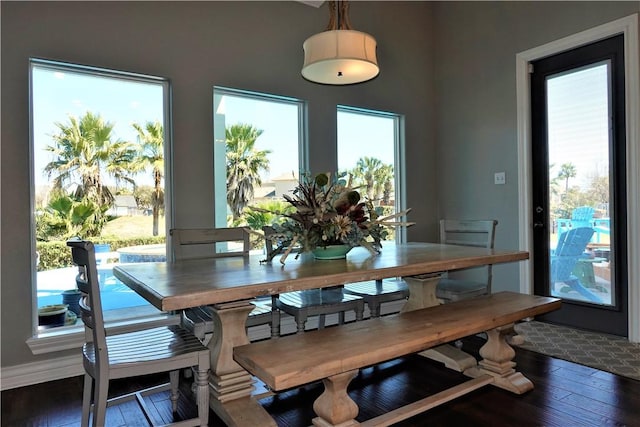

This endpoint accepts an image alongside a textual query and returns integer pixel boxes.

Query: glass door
[531,35,628,336]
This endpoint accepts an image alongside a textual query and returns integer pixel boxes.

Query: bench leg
[401,275,478,372]
[464,324,534,395]
[312,369,360,427]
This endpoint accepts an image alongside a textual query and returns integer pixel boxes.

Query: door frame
[515,14,640,342]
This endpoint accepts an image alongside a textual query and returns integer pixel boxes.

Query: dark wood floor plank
[2,335,638,427]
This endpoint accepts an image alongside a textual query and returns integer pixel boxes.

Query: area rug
[513,320,640,381]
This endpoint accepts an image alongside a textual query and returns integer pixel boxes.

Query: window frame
[28,58,173,346]
[212,86,308,229]
[337,105,407,244]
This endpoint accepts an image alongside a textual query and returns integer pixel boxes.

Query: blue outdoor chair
[551,227,602,303]
[556,206,595,236]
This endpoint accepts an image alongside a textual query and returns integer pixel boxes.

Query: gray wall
[431,1,639,292]
[1,1,435,368]
[1,1,637,370]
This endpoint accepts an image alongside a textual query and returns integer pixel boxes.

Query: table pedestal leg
[402,274,478,372]
[208,300,277,426]
[463,324,533,394]
[401,274,441,312]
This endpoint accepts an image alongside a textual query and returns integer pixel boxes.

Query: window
[337,107,406,243]
[213,87,306,241]
[30,59,170,332]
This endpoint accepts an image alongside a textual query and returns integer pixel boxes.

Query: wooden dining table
[113,242,528,426]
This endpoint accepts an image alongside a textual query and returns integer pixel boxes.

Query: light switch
[494,172,506,185]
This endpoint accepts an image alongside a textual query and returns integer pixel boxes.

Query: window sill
[27,311,180,355]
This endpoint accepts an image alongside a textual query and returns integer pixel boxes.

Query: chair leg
[296,315,307,333]
[355,303,364,321]
[370,302,381,318]
[81,373,92,427]
[271,296,281,337]
[319,314,326,329]
[92,374,109,427]
[271,310,281,337]
[169,370,179,413]
[195,366,209,426]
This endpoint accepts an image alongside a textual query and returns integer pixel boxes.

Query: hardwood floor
[2,336,638,426]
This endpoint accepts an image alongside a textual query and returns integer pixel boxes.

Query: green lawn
[102,215,166,239]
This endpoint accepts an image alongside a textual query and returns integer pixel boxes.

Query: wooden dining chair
[436,219,498,302]
[263,226,365,333]
[343,278,410,317]
[171,227,280,343]
[67,238,210,427]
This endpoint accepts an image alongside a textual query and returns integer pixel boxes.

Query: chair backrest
[439,219,498,248]
[439,219,498,291]
[67,239,109,369]
[170,227,250,261]
[551,227,594,282]
[570,206,595,228]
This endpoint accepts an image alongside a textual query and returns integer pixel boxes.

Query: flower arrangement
[253,172,412,263]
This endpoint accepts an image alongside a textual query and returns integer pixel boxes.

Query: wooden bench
[234,291,561,427]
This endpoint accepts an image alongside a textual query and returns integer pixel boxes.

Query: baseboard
[1,353,83,391]
[3,299,407,390]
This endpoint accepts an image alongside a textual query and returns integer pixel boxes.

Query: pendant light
[301,1,379,85]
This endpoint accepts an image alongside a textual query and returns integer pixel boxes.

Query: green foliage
[131,121,165,236]
[346,157,394,204]
[133,185,155,210]
[36,237,166,271]
[252,172,412,262]
[225,123,271,220]
[549,164,610,222]
[35,194,108,240]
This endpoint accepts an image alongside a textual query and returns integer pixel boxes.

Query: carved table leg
[209,300,277,426]
[464,324,534,394]
[401,274,441,312]
[402,274,478,372]
[312,369,360,427]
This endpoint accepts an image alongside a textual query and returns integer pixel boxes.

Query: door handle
[533,222,544,228]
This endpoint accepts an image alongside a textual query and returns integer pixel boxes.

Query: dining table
[113,242,529,426]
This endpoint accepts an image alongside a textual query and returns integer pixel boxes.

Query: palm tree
[350,157,393,203]
[132,121,165,236]
[376,164,394,205]
[557,163,577,193]
[225,124,271,220]
[44,112,136,212]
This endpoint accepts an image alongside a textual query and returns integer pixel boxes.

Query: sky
[32,66,164,189]
[33,60,609,196]
[217,93,397,182]
[547,62,610,190]
[33,65,396,192]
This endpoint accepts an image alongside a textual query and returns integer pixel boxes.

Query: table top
[113,242,529,311]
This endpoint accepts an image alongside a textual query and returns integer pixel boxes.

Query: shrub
[36,237,166,271]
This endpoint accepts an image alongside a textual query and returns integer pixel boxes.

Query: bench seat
[234,291,560,426]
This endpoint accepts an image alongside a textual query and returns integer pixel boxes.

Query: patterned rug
[513,321,640,381]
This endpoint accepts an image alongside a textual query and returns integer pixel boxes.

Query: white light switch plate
[494,172,506,185]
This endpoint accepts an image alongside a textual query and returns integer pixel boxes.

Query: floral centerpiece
[253,172,412,264]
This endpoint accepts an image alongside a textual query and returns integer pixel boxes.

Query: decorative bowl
[38,304,68,327]
[311,244,352,260]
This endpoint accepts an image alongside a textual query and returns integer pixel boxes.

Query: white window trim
[213,86,308,229]
[337,105,407,244]
[515,14,640,342]
[28,59,173,345]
